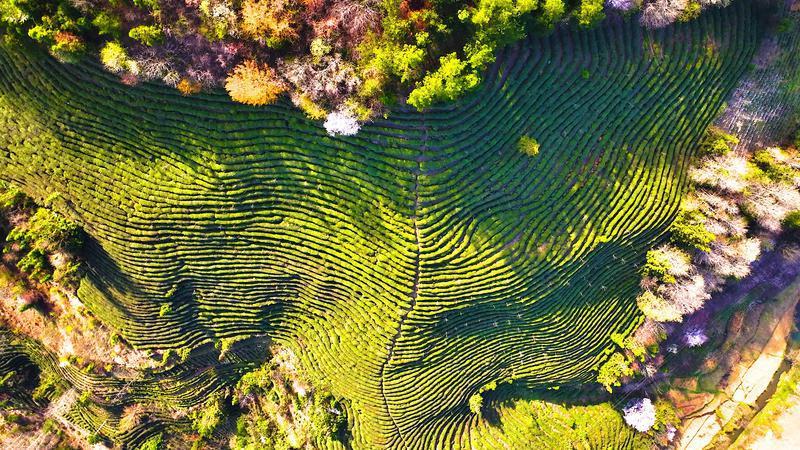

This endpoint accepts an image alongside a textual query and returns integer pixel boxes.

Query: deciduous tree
[225,60,287,105]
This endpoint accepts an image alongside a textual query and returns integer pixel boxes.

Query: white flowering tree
[623,398,656,432]
[324,109,361,137]
[606,0,637,12]
[684,327,708,347]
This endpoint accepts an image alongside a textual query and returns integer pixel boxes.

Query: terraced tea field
[0,2,762,448]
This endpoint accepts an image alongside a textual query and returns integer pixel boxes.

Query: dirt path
[674,255,800,450]
[749,398,800,449]
[671,247,800,350]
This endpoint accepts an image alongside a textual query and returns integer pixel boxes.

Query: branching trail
[378,116,427,448]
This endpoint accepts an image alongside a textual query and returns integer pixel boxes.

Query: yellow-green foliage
[137,433,163,450]
[158,303,172,317]
[460,0,538,70]
[407,53,480,109]
[752,149,797,183]
[191,394,225,439]
[0,182,25,208]
[12,208,79,250]
[518,135,540,156]
[232,353,346,449]
[296,94,327,120]
[92,12,121,38]
[577,0,605,27]
[541,0,566,24]
[469,393,483,414]
[99,41,132,73]
[597,352,633,392]
[128,25,163,46]
[653,398,680,432]
[637,290,682,322]
[642,249,676,283]
[470,400,653,449]
[679,1,703,22]
[669,209,715,252]
[31,371,63,401]
[784,210,800,232]
[699,126,739,156]
[610,332,647,361]
[5,205,81,282]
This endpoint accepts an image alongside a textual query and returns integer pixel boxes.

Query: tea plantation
[0,2,762,448]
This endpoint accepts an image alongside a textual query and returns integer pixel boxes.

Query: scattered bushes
[138,433,163,450]
[596,331,652,392]
[100,42,133,74]
[752,149,796,183]
[690,153,749,193]
[87,433,104,445]
[7,208,81,253]
[231,347,347,449]
[2,193,82,284]
[92,12,121,38]
[629,135,800,415]
[458,0,539,71]
[468,380,508,415]
[652,398,679,434]
[633,136,800,329]
[4,0,89,62]
[128,25,163,47]
[577,0,605,27]
[637,290,682,322]
[782,210,800,235]
[158,304,172,317]
[642,251,674,283]
[0,182,26,209]
[31,372,62,401]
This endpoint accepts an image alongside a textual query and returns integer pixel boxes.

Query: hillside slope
[0,3,761,448]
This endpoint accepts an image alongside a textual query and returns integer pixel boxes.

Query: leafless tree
[640,0,688,28]
[329,0,381,42]
[281,55,361,106]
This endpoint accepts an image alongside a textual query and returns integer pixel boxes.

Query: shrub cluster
[229,346,347,449]
[635,141,800,328]
[1,183,82,285]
